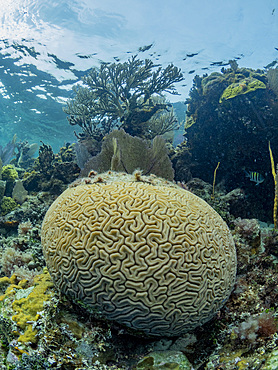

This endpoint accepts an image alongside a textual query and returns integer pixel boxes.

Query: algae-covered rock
[183,65,276,221]
[0,270,55,344]
[0,196,18,215]
[1,164,18,182]
[202,72,225,95]
[264,349,278,369]
[136,350,192,369]
[219,77,266,103]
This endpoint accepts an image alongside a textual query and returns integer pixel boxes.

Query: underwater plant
[64,55,183,140]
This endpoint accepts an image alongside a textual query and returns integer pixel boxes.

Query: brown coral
[41,172,236,337]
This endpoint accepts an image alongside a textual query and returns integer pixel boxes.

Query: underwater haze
[0,0,277,150]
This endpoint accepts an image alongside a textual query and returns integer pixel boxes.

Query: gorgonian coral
[64,55,183,140]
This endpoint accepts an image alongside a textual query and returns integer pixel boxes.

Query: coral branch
[64,55,183,140]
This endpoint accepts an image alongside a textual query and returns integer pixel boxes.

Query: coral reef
[17,219,32,237]
[183,63,278,222]
[0,180,5,199]
[137,350,192,369]
[22,142,80,194]
[0,159,277,367]
[0,247,33,278]
[219,77,266,103]
[169,140,192,183]
[64,55,183,140]
[233,218,261,261]
[11,270,54,343]
[12,180,28,205]
[233,311,277,342]
[0,67,277,366]
[13,353,51,369]
[264,229,278,257]
[267,67,278,96]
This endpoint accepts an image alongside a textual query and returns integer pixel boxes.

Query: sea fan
[0,135,16,165]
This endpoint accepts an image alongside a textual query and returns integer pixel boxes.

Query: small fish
[186,52,198,58]
[245,171,264,185]
[265,60,277,68]
[138,44,153,52]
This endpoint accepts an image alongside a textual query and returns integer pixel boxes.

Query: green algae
[219,77,266,103]
[0,196,18,215]
[1,165,18,182]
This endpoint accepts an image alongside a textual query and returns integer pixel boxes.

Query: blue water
[0,0,277,151]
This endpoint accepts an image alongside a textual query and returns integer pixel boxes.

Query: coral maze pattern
[41,182,236,336]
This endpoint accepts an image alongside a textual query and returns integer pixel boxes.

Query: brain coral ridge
[41,171,237,337]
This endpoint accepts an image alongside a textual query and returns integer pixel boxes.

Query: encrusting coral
[0,270,54,344]
[41,171,236,337]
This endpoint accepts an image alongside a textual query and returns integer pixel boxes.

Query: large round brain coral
[41,172,236,337]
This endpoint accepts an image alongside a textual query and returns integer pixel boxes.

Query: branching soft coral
[64,55,183,140]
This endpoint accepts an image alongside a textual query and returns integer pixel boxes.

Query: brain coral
[41,171,236,337]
